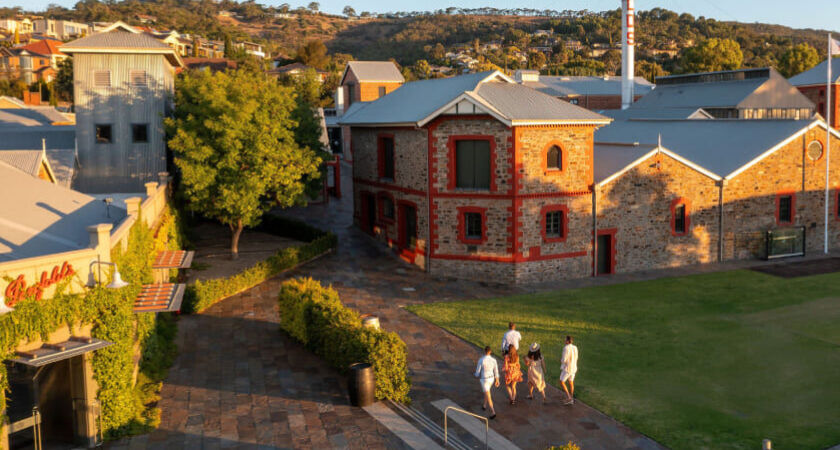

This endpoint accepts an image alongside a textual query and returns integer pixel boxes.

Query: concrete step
[363,402,444,450]
[430,399,520,450]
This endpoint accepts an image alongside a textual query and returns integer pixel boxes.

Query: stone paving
[114,160,840,449]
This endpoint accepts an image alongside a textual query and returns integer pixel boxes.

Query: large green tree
[166,70,321,258]
[55,57,74,103]
[296,40,329,69]
[777,43,820,78]
[678,38,743,73]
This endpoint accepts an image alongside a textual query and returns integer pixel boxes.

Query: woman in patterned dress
[503,345,523,404]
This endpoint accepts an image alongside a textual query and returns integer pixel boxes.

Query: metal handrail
[32,407,42,450]
[444,406,488,450]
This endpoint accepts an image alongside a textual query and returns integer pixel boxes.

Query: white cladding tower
[621,0,635,109]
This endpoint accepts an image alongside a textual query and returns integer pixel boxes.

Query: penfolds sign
[4,262,76,306]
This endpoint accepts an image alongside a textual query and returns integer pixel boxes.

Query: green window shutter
[473,140,490,189]
[455,140,491,189]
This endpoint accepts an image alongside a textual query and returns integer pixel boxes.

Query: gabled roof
[789,58,840,87]
[633,67,813,110]
[0,107,70,127]
[595,118,836,182]
[342,61,405,84]
[603,107,713,120]
[21,39,65,57]
[524,75,654,97]
[0,150,52,180]
[339,71,611,128]
[0,159,126,262]
[61,30,184,68]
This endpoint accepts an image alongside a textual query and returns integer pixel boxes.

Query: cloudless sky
[13,0,840,34]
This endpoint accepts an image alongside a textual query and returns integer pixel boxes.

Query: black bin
[348,362,375,407]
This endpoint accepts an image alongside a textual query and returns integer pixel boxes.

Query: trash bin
[348,362,375,407]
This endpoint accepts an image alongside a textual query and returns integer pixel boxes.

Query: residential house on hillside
[0,18,33,34]
[268,62,327,82]
[33,19,90,40]
[789,59,840,130]
[21,39,67,68]
[60,28,184,193]
[339,70,840,283]
[516,70,654,110]
[0,45,55,84]
[633,68,815,119]
[233,41,266,58]
[182,57,237,73]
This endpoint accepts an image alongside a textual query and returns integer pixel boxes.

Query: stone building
[343,70,840,283]
[789,58,840,130]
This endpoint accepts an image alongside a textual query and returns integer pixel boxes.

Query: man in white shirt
[500,322,521,355]
[474,346,500,419]
[559,335,579,405]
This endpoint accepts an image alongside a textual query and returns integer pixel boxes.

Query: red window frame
[540,204,569,243]
[670,198,690,237]
[457,206,487,245]
[775,191,796,226]
[447,135,497,192]
[377,191,395,224]
[377,133,395,180]
[542,140,566,175]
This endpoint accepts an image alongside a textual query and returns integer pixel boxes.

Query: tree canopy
[165,70,321,257]
[296,40,329,70]
[678,38,743,73]
[777,43,820,78]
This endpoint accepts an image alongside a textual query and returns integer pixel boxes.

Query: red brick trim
[433,191,590,199]
[447,135,497,192]
[775,190,796,226]
[457,206,487,245]
[377,191,395,225]
[593,228,617,276]
[669,197,691,237]
[353,178,426,196]
[377,133,395,180]
[542,140,566,175]
[540,204,569,243]
[432,250,586,263]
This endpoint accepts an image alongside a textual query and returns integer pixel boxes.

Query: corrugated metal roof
[346,61,405,82]
[0,160,126,262]
[0,126,75,151]
[61,30,171,50]
[631,69,813,110]
[475,81,608,122]
[593,143,657,183]
[339,71,609,126]
[0,107,69,127]
[0,150,42,176]
[46,148,77,188]
[789,58,840,87]
[603,107,712,120]
[595,119,813,178]
[524,76,654,97]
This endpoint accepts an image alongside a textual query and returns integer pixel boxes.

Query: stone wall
[596,152,720,274]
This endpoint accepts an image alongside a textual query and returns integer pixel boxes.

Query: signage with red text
[4,262,76,306]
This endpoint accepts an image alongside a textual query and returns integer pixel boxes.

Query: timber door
[360,193,376,234]
[399,204,417,250]
[596,234,613,275]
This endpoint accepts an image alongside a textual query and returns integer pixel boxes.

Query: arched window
[546,145,562,171]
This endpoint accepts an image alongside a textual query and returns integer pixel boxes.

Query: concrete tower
[621,0,635,109]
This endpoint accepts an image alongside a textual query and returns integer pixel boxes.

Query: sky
[13,0,840,33]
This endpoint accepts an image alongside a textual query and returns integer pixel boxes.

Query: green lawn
[407,270,840,449]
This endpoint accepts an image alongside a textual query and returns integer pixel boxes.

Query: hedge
[278,278,410,403]
[183,215,337,314]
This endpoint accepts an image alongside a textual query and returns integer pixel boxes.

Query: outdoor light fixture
[0,294,13,315]
[89,257,130,289]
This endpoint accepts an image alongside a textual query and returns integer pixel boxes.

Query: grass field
[407,270,840,449]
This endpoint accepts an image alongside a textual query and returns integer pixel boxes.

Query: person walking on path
[474,346,500,419]
[501,322,521,355]
[503,345,523,405]
[525,342,547,403]
[559,335,579,405]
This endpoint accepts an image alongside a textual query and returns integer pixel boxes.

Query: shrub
[184,216,337,314]
[278,278,411,403]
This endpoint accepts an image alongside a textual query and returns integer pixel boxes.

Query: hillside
[13,1,836,73]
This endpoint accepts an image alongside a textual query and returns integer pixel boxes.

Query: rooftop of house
[343,61,405,84]
[20,39,65,57]
[0,159,125,262]
[339,71,611,127]
[60,29,184,67]
[633,67,814,110]
[0,107,71,127]
[522,75,655,97]
[0,149,49,178]
[181,57,238,72]
[0,125,75,151]
[788,58,840,87]
[594,118,836,183]
[272,62,325,74]
[603,107,713,121]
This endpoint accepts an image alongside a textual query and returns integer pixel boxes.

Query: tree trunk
[230,219,244,260]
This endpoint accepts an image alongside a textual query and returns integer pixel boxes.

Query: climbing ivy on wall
[0,207,187,445]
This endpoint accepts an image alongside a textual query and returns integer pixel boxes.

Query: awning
[152,250,194,269]
[11,337,112,367]
[134,283,185,313]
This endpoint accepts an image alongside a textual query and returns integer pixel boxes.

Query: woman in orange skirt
[503,345,524,404]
